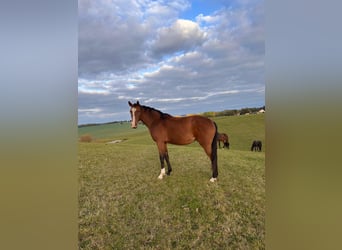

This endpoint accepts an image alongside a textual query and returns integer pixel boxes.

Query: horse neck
[139,108,160,128]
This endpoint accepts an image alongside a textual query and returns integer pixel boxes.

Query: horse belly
[155,119,188,145]
[167,133,195,145]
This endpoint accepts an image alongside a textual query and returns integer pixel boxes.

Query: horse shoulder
[149,120,168,142]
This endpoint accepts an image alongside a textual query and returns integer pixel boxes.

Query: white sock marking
[158,168,166,179]
[210,177,217,182]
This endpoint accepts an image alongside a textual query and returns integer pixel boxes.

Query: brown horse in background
[217,133,230,149]
[128,101,218,182]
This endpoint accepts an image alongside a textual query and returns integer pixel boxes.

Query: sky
[78,0,264,125]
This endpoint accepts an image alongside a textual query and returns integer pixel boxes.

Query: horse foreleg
[158,154,166,179]
[164,151,172,175]
[157,142,171,179]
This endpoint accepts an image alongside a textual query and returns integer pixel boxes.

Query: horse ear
[128,101,133,107]
[137,100,140,105]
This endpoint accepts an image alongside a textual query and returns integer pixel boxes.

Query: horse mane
[141,105,172,120]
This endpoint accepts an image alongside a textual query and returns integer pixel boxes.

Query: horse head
[128,101,141,128]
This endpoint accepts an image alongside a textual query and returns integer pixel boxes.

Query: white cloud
[144,89,241,104]
[151,19,207,57]
[78,108,101,113]
[196,14,220,24]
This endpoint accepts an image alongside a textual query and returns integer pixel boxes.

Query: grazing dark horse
[251,140,262,152]
[217,133,230,149]
[128,101,218,182]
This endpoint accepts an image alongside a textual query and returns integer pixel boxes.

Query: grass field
[78,114,265,249]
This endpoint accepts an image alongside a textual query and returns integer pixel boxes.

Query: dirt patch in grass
[106,139,126,144]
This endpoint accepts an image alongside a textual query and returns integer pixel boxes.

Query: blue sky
[78,0,264,124]
[181,0,229,19]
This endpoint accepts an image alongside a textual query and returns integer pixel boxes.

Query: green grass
[79,114,265,249]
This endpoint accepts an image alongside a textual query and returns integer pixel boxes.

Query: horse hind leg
[210,123,218,182]
[198,125,218,182]
[210,141,218,182]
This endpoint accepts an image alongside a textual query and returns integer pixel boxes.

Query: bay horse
[217,133,230,149]
[128,101,218,182]
[251,140,262,151]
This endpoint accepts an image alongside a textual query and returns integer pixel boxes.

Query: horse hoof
[158,175,163,180]
[209,178,217,182]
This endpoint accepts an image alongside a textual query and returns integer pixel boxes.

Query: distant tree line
[201,106,265,118]
[78,120,130,128]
